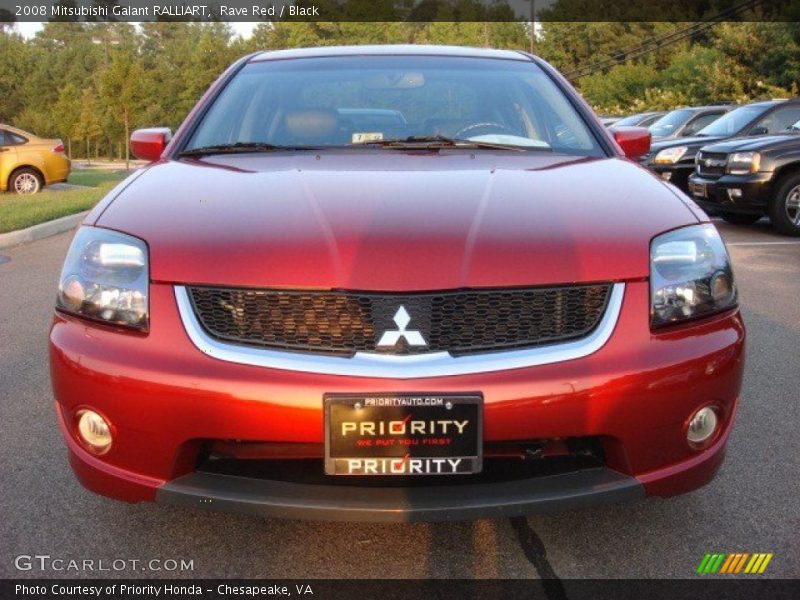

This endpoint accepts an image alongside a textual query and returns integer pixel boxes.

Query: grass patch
[68,169,130,188]
[0,169,132,234]
[0,181,117,234]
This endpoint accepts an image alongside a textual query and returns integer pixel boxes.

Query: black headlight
[650,224,737,328]
[56,227,149,330]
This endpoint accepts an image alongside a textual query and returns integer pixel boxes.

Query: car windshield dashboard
[183,55,605,157]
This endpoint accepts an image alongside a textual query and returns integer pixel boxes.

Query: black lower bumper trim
[155,467,644,522]
[695,200,764,216]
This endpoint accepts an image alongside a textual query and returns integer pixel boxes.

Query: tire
[720,212,762,225]
[10,168,43,195]
[769,172,800,237]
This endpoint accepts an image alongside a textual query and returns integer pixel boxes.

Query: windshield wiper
[355,134,528,152]
[178,142,308,157]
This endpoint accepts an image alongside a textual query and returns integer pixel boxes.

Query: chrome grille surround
[174,283,625,379]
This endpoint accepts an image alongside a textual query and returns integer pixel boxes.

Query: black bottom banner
[3,579,800,600]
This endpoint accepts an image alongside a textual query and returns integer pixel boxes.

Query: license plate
[692,182,707,198]
[324,394,483,476]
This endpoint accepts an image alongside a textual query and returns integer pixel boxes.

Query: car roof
[743,99,796,107]
[665,105,735,113]
[251,45,530,63]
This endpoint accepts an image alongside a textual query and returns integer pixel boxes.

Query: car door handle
[0,147,9,152]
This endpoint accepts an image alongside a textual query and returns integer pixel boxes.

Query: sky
[13,21,260,39]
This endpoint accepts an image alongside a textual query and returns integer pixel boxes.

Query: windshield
[648,109,692,137]
[185,55,604,156]
[696,105,768,137]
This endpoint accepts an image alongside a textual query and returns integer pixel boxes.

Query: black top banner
[0,0,797,23]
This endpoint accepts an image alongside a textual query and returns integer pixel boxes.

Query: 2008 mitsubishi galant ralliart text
[50,46,745,522]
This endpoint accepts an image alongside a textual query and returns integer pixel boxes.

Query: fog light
[687,406,718,444]
[727,188,742,200]
[660,172,672,181]
[77,410,112,453]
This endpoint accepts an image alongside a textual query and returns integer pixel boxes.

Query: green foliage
[537,21,800,113]
[0,20,797,158]
[578,62,661,113]
[711,23,800,93]
[0,30,33,122]
[536,22,687,75]
[73,89,103,157]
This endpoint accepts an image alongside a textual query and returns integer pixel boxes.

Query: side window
[682,112,724,136]
[752,106,800,135]
[0,130,26,146]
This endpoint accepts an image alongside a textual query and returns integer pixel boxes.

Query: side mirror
[612,126,651,159]
[130,128,172,162]
[749,126,768,136]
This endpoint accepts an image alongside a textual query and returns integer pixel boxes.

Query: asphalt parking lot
[1,218,798,580]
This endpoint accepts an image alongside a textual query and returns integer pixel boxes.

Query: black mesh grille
[696,152,728,178]
[187,284,612,357]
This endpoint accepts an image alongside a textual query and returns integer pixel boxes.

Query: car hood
[697,133,800,154]
[94,152,698,290]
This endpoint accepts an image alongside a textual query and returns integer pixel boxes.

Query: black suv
[689,120,800,236]
[644,100,800,192]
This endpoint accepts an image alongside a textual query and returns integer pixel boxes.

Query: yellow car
[0,124,71,194]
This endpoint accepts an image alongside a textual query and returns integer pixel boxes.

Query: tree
[53,82,82,157]
[0,30,32,122]
[98,49,145,168]
[73,88,103,163]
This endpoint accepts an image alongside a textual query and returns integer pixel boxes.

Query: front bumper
[644,163,696,191]
[688,173,774,215]
[50,281,745,521]
[156,468,643,522]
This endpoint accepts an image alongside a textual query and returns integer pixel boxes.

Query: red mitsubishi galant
[50,46,744,521]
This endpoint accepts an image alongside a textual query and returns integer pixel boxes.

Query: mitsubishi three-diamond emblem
[377,306,427,348]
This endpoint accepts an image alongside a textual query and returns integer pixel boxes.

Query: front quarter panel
[768,146,800,179]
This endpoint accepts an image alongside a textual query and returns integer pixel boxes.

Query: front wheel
[769,173,800,237]
[10,168,43,195]
[720,212,762,225]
